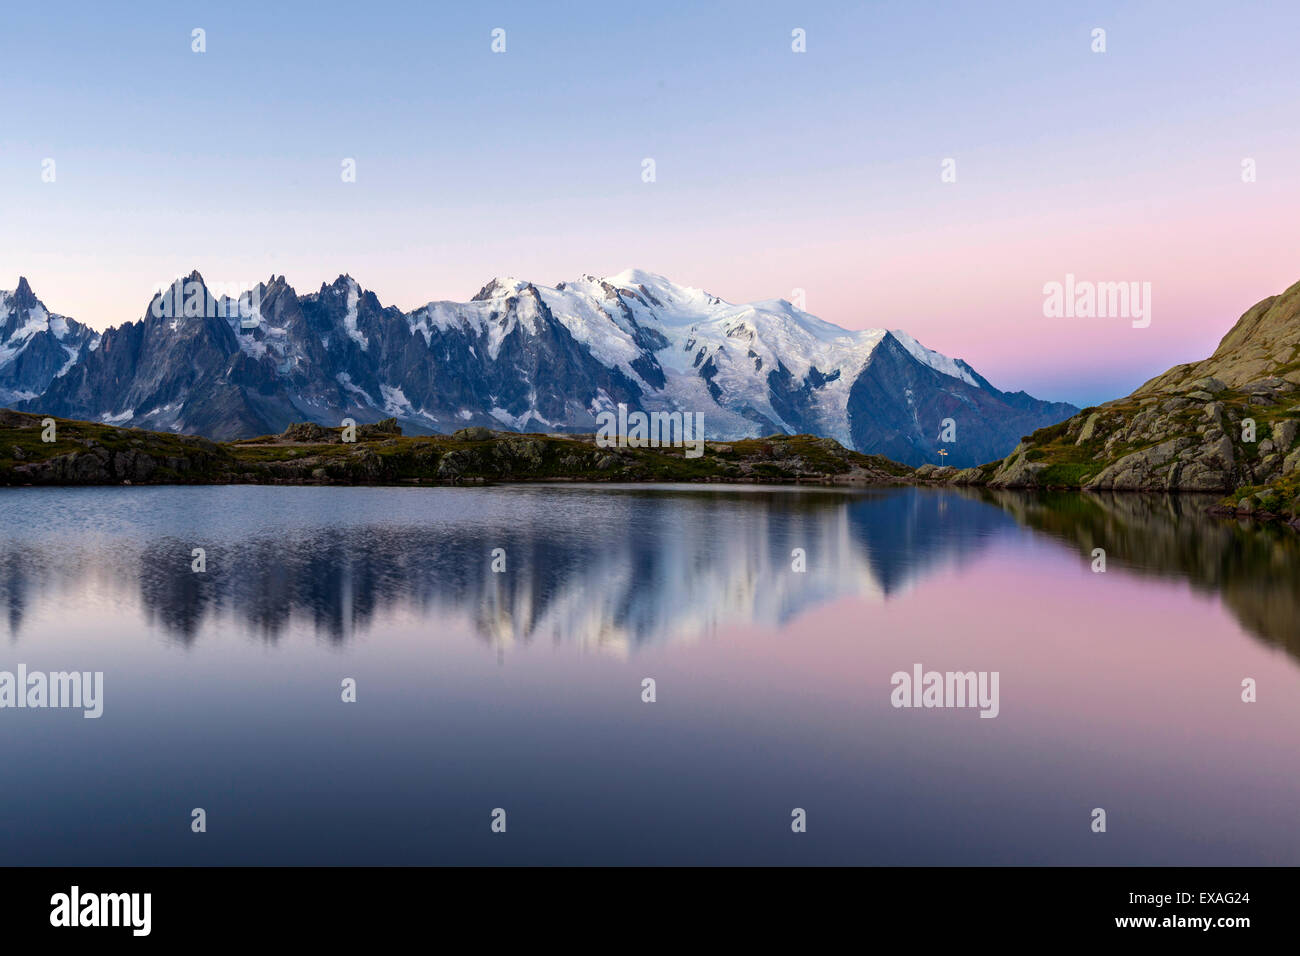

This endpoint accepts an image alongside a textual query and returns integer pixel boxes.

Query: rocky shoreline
[939,278,1300,527]
[903,371,1300,530]
[4,398,1298,530]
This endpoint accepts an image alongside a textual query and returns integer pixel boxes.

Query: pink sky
[6,1,1300,408]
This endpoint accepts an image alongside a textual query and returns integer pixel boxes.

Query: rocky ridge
[920,278,1300,526]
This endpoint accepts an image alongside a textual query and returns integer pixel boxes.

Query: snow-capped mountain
[0,278,99,406]
[11,270,1076,466]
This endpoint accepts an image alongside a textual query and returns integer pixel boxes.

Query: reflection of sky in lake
[0,484,1296,865]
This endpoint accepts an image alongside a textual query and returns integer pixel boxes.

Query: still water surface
[0,484,1296,864]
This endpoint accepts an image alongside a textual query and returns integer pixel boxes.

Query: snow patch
[379,384,414,417]
[490,406,554,430]
[335,371,374,406]
[55,344,79,377]
[889,330,980,387]
[343,279,367,351]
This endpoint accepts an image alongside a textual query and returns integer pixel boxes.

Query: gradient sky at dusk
[3,0,1299,406]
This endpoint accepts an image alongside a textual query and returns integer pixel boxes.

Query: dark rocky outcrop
[0,411,913,488]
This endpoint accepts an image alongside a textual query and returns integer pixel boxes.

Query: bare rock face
[112,449,158,482]
[1188,377,1228,394]
[988,444,1047,488]
[357,418,402,439]
[281,422,333,443]
[1136,281,1300,394]
[1085,437,1197,491]
[977,281,1300,498]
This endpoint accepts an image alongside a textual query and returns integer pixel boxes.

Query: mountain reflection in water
[0,484,1294,666]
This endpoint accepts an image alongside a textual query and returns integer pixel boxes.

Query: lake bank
[3,407,1297,530]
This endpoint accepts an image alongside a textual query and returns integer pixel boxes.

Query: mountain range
[0,270,1076,466]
